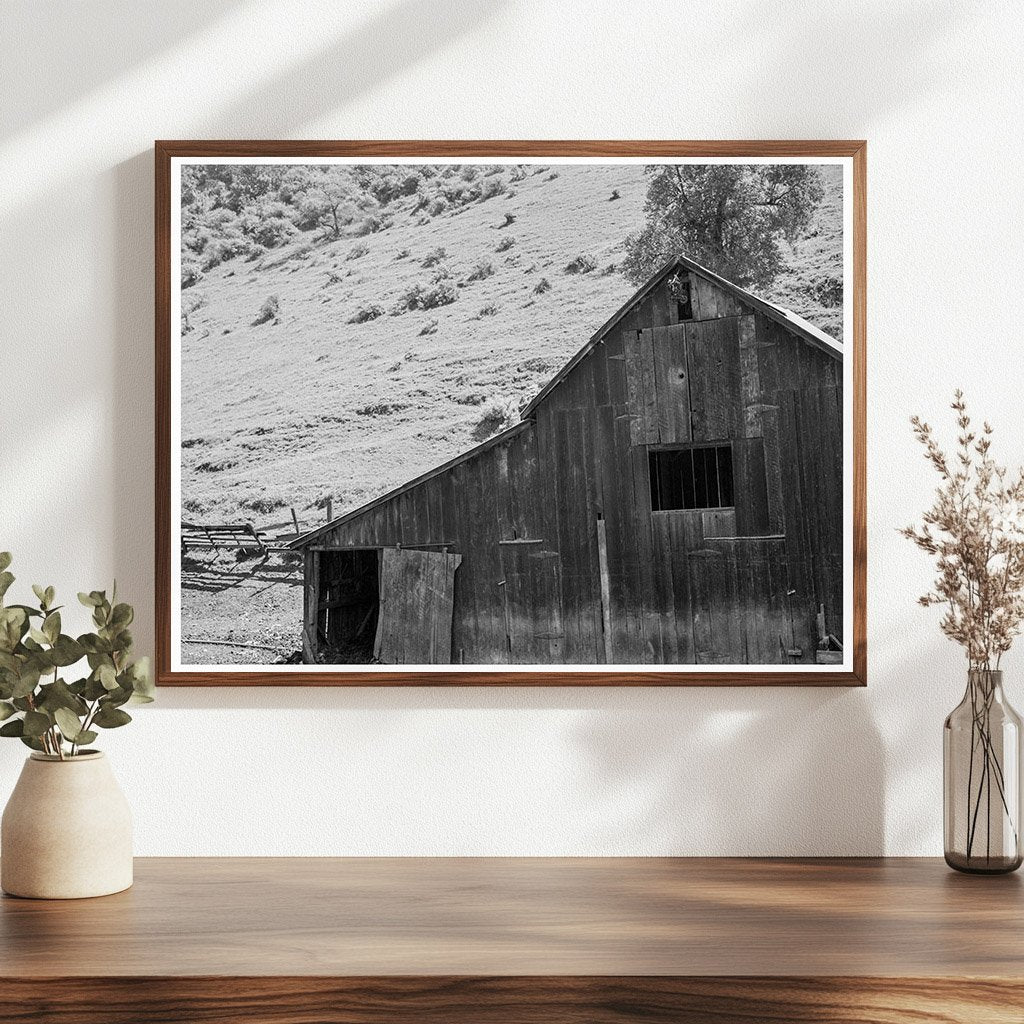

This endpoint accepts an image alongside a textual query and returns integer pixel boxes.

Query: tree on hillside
[285,166,362,238]
[622,165,824,290]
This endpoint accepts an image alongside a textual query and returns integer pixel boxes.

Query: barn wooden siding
[305,266,843,666]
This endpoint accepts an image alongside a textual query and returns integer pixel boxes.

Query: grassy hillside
[181,162,843,533]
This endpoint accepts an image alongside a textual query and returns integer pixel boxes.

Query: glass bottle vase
[944,669,1023,873]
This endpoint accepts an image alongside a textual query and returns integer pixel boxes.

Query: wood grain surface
[155,139,867,687]
[2,857,1020,1023]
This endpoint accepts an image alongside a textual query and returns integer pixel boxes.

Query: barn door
[500,544,564,663]
[373,548,462,665]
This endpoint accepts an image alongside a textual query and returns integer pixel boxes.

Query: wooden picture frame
[156,140,866,686]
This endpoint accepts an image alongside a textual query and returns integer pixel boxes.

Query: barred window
[649,445,734,511]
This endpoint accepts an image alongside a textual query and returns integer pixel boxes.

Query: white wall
[1,0,1022,856]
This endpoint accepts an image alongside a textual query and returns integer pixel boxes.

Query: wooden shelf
[2,857,1021,1022]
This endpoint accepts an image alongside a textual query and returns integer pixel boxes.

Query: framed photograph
[156,141,866,686]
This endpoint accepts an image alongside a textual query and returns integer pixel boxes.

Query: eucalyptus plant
[0,553,153,759]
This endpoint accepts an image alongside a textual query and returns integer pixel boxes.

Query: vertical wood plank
[596,517,613,665]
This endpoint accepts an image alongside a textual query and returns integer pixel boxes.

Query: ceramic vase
[1,751,133,898]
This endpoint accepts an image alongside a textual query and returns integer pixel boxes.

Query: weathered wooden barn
[290,255,844,666]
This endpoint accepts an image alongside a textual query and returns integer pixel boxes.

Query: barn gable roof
[288,419,532,549]
[519,254,842,418]
[290,255,842,550]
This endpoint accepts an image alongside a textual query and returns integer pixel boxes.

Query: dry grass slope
[178,162,842,662]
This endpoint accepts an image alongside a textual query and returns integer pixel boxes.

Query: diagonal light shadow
[0,0,243,139]
[207,0,509,137]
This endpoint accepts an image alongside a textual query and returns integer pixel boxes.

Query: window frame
[648,441,736,514]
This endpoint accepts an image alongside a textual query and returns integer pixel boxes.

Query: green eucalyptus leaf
[12,697,32,712]
[0,719,24,738]
[28,627,49,646]
[31,584,47,608]
[7,604,42,619]
[53,707,84,741]
[75,730,97,746]
[80,635,111,656]
[93,705,131,729]
[0,552,11,573]
[0,701,16,721]
[49,635,85,667]
[37,679,88,716]
[77,592,99,608]
[19,735,45,751]
[104,685,132,708]
[0,651,19,674]
[113,628,134,654]
[42,611,60,644]
[110,603,133,629]
[83,675,107,701]
[0,572,14,602]
[11,666,41,699]
[0,607,27,652]
[22,711,50,738]
[98,664,118,690]
[44,586,55,608]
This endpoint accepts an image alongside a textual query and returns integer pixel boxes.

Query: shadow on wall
[146,679,886,856]
[210,0,509,136]
[0,0,242,139]
[728,0,973,130]
[573,687,885,856]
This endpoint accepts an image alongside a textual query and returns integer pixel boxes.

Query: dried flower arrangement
[903,390,1024,868]
[902,390,1024,669]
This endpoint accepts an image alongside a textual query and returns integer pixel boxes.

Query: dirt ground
[180,549,303,664]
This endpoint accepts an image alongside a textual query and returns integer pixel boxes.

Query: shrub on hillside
[346,242,370,261]
[496,235,515,253]
[466,261,494,283]
[533,277,552,295]
[181,292,206,335]
[472,397,519,442]
[421,246,447,268]
[419,319,439,336]
[355,215,386,236]
[394,280,457,313]
[241,496,286,515]
[805,275,843,307]
[348,304,385,324]
[240,201,298,248]
[181,256,204,288]
[479,304,499,317]
[565,253,597,274]
[478,177,505,201]
[253,294,280,325]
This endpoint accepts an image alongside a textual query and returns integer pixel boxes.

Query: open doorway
[319,549,379,663]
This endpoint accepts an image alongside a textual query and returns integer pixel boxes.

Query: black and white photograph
[168,151,854,675]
